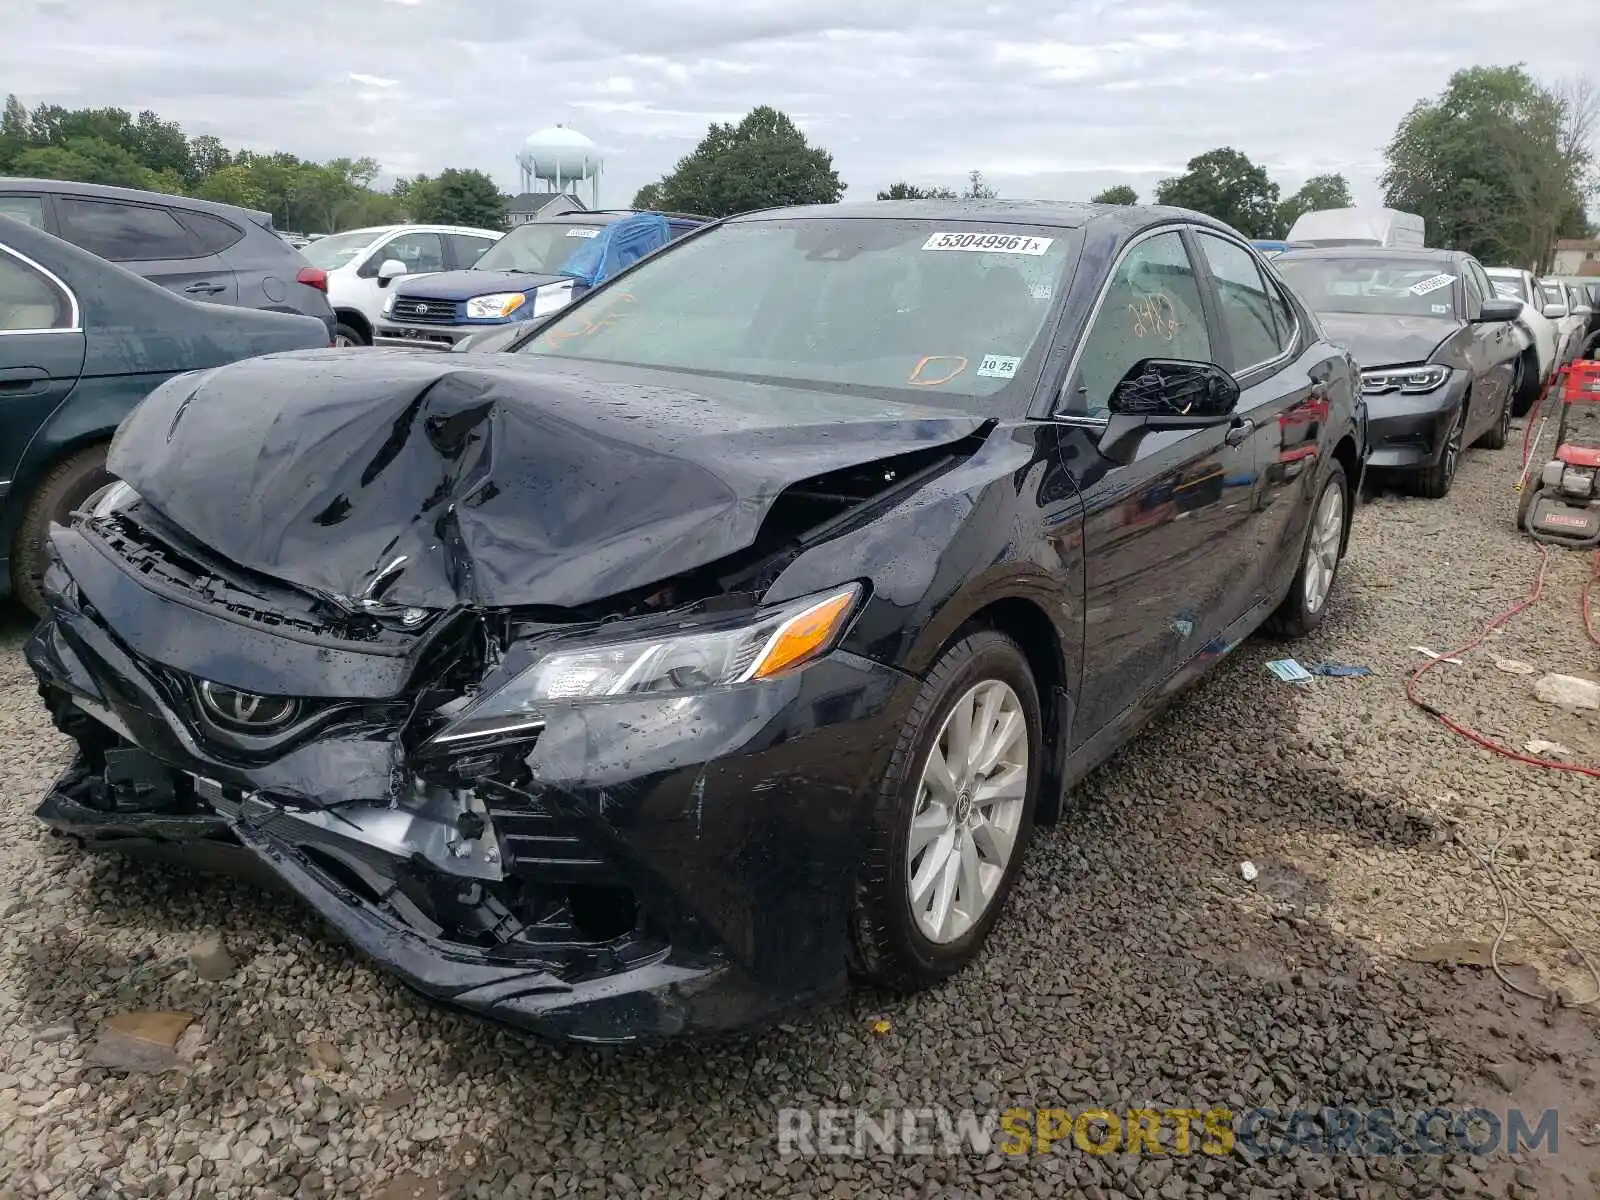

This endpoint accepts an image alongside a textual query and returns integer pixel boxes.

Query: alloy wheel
[333,333,357,348]
[1302,480,1344,615]
[906,679,1029,945]
[1442,407,1466,484]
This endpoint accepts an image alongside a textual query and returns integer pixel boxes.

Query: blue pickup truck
[372,208,705,350]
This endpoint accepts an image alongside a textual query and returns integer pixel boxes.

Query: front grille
[390,296,461,324]
[484,789,612,882]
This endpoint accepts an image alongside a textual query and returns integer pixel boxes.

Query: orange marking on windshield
[908,356,968,386]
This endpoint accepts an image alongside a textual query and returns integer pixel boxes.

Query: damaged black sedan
[28,200,1365,1042]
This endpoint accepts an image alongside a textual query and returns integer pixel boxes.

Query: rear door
[54,196,237,305]
[1190,230,1331,609]
[0,243,87,507]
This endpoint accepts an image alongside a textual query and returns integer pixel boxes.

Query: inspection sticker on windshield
[977,354,1022,379]
[1409,273,1455,295]
[1431,303,1451,314]
[922,231,1054,255]
[565,228,599,238]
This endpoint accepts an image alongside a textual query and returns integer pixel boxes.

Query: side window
[0,195,46,229]
[175,210,245,255]
[1461,263,1484,318]
[57,198,197,261]
[370,231,444,275]
[446,234,494,268]
[1068,230,1213,417]
[0,251,72,331]
[1195,233,1284,372]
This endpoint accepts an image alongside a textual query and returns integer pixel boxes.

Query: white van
[1286,207,1426,250]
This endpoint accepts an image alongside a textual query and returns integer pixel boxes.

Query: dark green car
[1,216,330,615]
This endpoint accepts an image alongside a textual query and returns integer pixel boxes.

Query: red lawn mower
[1519,359,1600,547]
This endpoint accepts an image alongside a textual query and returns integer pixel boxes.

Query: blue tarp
[558,212,673,288]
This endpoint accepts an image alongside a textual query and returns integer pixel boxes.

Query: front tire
[850,630,1042,992]
[10,444,111,617]
[1267,462,1348,638]
[1409,401,1467,499]
[1476,377,1513,451]
[333,321,368,347]
[1509,349,1542,417]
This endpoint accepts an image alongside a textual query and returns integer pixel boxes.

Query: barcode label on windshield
[1409,273,1455,295]
[922,231,1054,255]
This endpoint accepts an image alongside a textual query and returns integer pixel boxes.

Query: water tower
[517,125,602,208]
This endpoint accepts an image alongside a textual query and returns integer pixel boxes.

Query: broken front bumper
[28,535,915,1042]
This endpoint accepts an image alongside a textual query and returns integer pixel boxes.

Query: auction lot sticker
[1408,273,1455,295]
[922,231,1054,255]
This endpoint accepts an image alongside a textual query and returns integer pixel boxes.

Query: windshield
[518,218,1077,406]
[300,230,385,269]
[1274,257,1461,318]
[1489,274,1529,303]
[474,223,608,274]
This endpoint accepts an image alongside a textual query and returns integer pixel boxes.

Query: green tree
[194,163,267,209]
[131,110,193,182]
[1382,65,1573,268]
[1274,172,1354,236]
[637,106,844,218]
[1,95,26,141]
[406,167,506,229]
[12,136,153,188]
[631,181,664,210]
[188,134,232,178]
[877,181,957,200]
[1091,184,1139,205]
[964,169,997,199]
[1154,147,1279,236]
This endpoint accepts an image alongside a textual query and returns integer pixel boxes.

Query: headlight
[429,584,861,746]
[1361,365,1449,394]
[466,292,527,320]
[381,291,395,317]
[530,280,575,317]
[88,481,138,518]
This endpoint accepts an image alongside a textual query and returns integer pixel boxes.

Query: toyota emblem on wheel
[197,680,299,730]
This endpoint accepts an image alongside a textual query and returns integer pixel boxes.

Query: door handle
[0,366,48,391]
[184,282,226,295]
[1224,417,1254,447]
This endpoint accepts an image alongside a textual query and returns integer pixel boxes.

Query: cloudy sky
[5,0,1597,209]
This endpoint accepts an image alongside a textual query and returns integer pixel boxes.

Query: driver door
[1058,227,1258,740]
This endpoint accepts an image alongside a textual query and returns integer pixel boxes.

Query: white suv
[299,224,503,346]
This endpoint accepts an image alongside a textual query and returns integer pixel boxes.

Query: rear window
[520,218,1079,408]
[176,209,245,255]
[57,198,197,261]
[0,195,45,229]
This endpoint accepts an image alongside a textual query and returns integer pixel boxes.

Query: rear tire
[1510,349,1542,417]
[850,630,1042,992]
[1266,463,1348,639]
[10,444,111,617]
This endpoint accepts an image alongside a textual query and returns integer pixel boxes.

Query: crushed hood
[108,349,986,610]
[1316,312,1457,370]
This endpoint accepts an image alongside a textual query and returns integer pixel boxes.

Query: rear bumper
[27,542,914,1042]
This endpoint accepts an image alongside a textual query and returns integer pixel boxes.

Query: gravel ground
[2,430,1599,1200]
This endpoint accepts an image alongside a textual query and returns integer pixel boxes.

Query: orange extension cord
[1403,370,1600,778]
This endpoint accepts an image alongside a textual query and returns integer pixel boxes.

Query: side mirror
[1472,297,1522,324]
[376,258,408,287]
[1097,359,1241,466]
[1543,302,1568,319]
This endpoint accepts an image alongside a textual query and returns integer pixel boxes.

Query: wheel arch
[334,307,373,343]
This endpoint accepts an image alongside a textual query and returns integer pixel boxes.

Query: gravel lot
[2,431,1599,1200]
